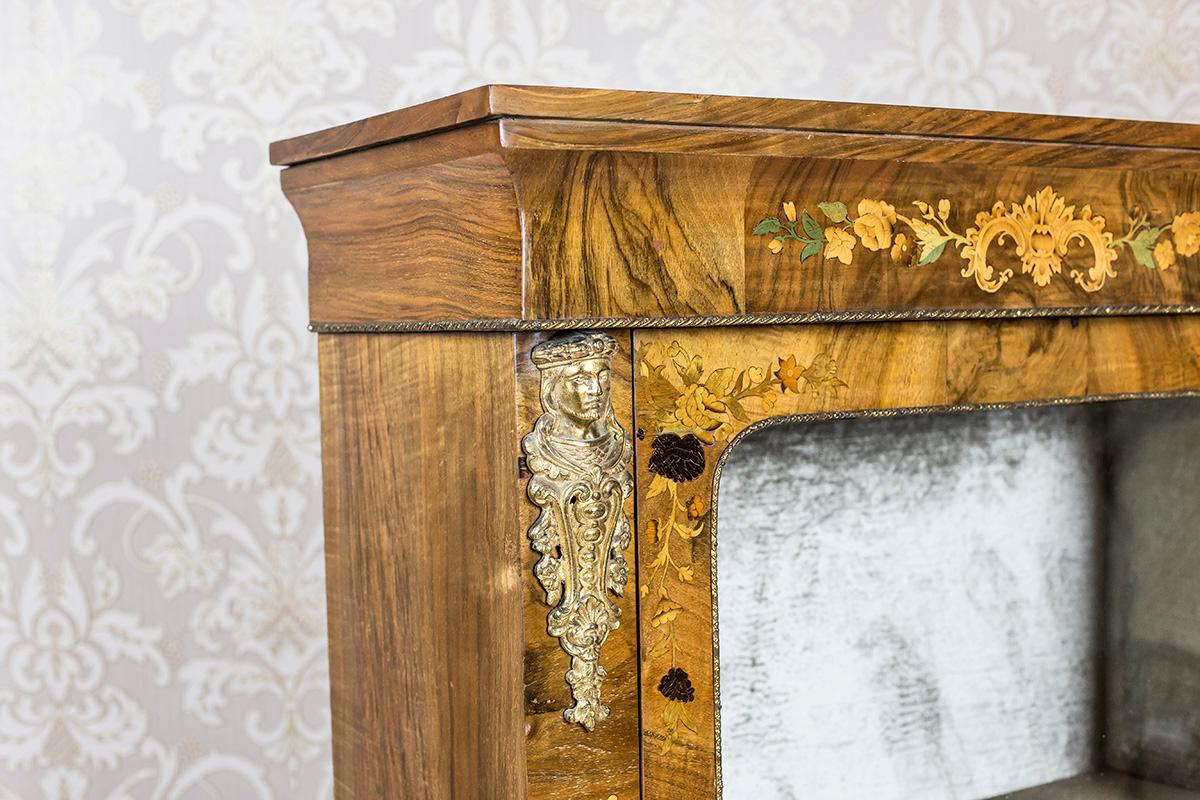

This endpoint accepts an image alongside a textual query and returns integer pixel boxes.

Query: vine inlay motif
[637,340,848,753]
[523,331,634,732]
[754,187,1200,294]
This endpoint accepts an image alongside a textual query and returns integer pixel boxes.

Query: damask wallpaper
[2,1,1199,798]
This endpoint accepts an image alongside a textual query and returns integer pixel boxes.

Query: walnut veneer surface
[274,84,1200,330]
[269,84,1200,166]
[272,86,1200,799]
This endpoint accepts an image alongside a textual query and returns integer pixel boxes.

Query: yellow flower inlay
[1154,239,1177,271]
[853,199,897,251]
[1175,211,1200,257]
[824,227,855,264]
[636,340,850,754]
[673,384,733,445]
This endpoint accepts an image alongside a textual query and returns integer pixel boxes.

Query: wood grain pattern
[514,332,642,800]
[270,84,1200,166]
[280,114,1200,328]
[498,119,1200,172]
[632,316,1200,798]
[318,332,526,799]
[744,158,1200,315]
[505,150,747,320]
[284,124,523,326]
[270,85,495,166]
[285,89,1200,800]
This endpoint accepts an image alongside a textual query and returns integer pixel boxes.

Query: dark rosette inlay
[657,667,695,703]
[648,433,706,483]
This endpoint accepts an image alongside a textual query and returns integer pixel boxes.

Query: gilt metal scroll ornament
[523,331,634,732]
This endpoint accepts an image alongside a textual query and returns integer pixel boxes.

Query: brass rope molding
[310,302,1200,334]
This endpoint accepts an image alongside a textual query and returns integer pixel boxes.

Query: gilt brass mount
[523,332,634,731]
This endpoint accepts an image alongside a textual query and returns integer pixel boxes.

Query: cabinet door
[632,317,1200,798]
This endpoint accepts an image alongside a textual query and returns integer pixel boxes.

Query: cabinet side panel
[318,332,526,798]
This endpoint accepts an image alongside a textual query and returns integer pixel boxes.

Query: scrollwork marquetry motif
[523,331,634,732]
[755,186,1200,294]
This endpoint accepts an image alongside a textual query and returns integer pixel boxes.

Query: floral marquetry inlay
[637,340,848,754]
[755,187,1200,293]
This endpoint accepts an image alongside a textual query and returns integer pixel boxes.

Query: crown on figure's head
[531,331,618,369]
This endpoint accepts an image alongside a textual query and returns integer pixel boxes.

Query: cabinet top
[269,84,1200,166]
[274,84,1200,331]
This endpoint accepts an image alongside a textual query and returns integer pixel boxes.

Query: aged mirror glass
[716,399,1200,800]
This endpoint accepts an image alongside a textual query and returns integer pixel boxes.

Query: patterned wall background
[2,1,1200,797]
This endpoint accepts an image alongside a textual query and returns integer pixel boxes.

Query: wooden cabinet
[272,86,1200,799]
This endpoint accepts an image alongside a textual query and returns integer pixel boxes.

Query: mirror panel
[716,400,1200,799]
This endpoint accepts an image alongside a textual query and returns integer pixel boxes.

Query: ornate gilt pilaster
[523,332,634,731]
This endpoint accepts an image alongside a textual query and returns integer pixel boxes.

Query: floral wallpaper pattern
[1,0,1198,796]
